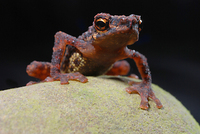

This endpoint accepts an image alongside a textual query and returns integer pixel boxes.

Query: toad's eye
[95,18,109,31]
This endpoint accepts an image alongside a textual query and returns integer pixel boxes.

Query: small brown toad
[26,13,163,110]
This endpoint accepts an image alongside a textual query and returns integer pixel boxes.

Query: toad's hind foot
[125,83,163,109]
[26,81,39,86]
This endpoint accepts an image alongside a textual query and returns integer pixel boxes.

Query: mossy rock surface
[0,76,199,133]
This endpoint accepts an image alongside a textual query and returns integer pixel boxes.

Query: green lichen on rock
[0,76,199,133]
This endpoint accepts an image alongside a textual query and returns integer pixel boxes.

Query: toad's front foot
[27,72,88,86]
[125,83,163,110]
[50,72,88,84]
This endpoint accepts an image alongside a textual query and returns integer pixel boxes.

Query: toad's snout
[119,14,142,32]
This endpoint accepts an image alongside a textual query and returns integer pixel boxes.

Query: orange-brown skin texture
[26,13,163,109]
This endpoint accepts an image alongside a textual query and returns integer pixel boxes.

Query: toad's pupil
[96,21,106,28]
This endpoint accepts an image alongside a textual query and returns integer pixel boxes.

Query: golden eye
[95,18,109,31]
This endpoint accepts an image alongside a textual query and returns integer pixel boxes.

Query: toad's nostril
[131,17,137,25]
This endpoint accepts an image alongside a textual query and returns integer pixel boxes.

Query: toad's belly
[60,53,113,76]
[60,46,114,76]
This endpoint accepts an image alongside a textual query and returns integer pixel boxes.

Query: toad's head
[79,13,142,49]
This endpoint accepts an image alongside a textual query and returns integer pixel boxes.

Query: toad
[26,13,163,110]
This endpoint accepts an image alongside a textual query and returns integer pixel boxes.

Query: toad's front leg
[125,48,163,109]
[49,31,88,84]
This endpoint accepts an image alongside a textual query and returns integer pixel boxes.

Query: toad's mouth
[129,25,140,45]
[116,26,139,45]
[113,21,140,45]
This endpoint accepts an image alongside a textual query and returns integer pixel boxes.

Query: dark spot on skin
[144,69,149,74]
[69,68,73,72]
[74,58,81,66]
[144,76,151,82]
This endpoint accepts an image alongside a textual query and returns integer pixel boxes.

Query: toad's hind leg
[106,60,139,79]
[106,60,130,76]
[26,61,51,85]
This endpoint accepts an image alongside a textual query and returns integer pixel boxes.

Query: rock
[0,76,199,133]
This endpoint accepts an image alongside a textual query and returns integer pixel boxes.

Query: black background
[1,0,200,123]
